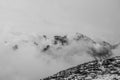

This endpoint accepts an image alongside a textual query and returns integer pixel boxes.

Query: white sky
[0,0,120,42]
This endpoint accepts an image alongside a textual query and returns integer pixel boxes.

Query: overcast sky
[0,0,120,80]
[0,0,120,42]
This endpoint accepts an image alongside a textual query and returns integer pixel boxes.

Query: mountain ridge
[3,32,120,60]
[40,56,120,80]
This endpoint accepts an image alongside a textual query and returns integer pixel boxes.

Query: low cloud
[0,32,119,80]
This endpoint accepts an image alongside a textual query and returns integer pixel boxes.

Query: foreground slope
[40,56,120,80]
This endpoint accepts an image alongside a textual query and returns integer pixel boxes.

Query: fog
[0,31,119,80]
[0,0,120,80]
[0,32,95,80]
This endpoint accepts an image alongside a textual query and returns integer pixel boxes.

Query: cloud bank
[0,32,119,80]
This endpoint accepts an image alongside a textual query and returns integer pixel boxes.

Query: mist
[0,31,120,80]
[0,0,120,80]
[0,32,94,80]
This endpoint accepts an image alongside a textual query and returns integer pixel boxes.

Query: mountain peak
[3,32,119,62]
[73,33,92,41]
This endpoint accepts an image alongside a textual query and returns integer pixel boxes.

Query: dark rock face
[40,56,120,80]
[42,45,50,52]
[12,44,19,50]
[53,35,69,46]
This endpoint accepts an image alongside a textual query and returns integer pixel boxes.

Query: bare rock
[40,56,120,80]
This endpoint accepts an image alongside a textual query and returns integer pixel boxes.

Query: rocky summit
[40,56,120,80]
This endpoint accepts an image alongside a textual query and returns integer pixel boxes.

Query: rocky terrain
[40,56,120,80]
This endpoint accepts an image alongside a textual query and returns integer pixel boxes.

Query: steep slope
[40,56,120,80]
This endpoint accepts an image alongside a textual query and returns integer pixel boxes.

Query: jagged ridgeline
[40,56,120,80]
[29,33,119,60]
[6,32,120,60]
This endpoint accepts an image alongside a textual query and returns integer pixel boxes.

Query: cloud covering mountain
[0,32,119,80]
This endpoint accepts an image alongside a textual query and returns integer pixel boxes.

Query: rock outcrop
[40,56,120,80]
